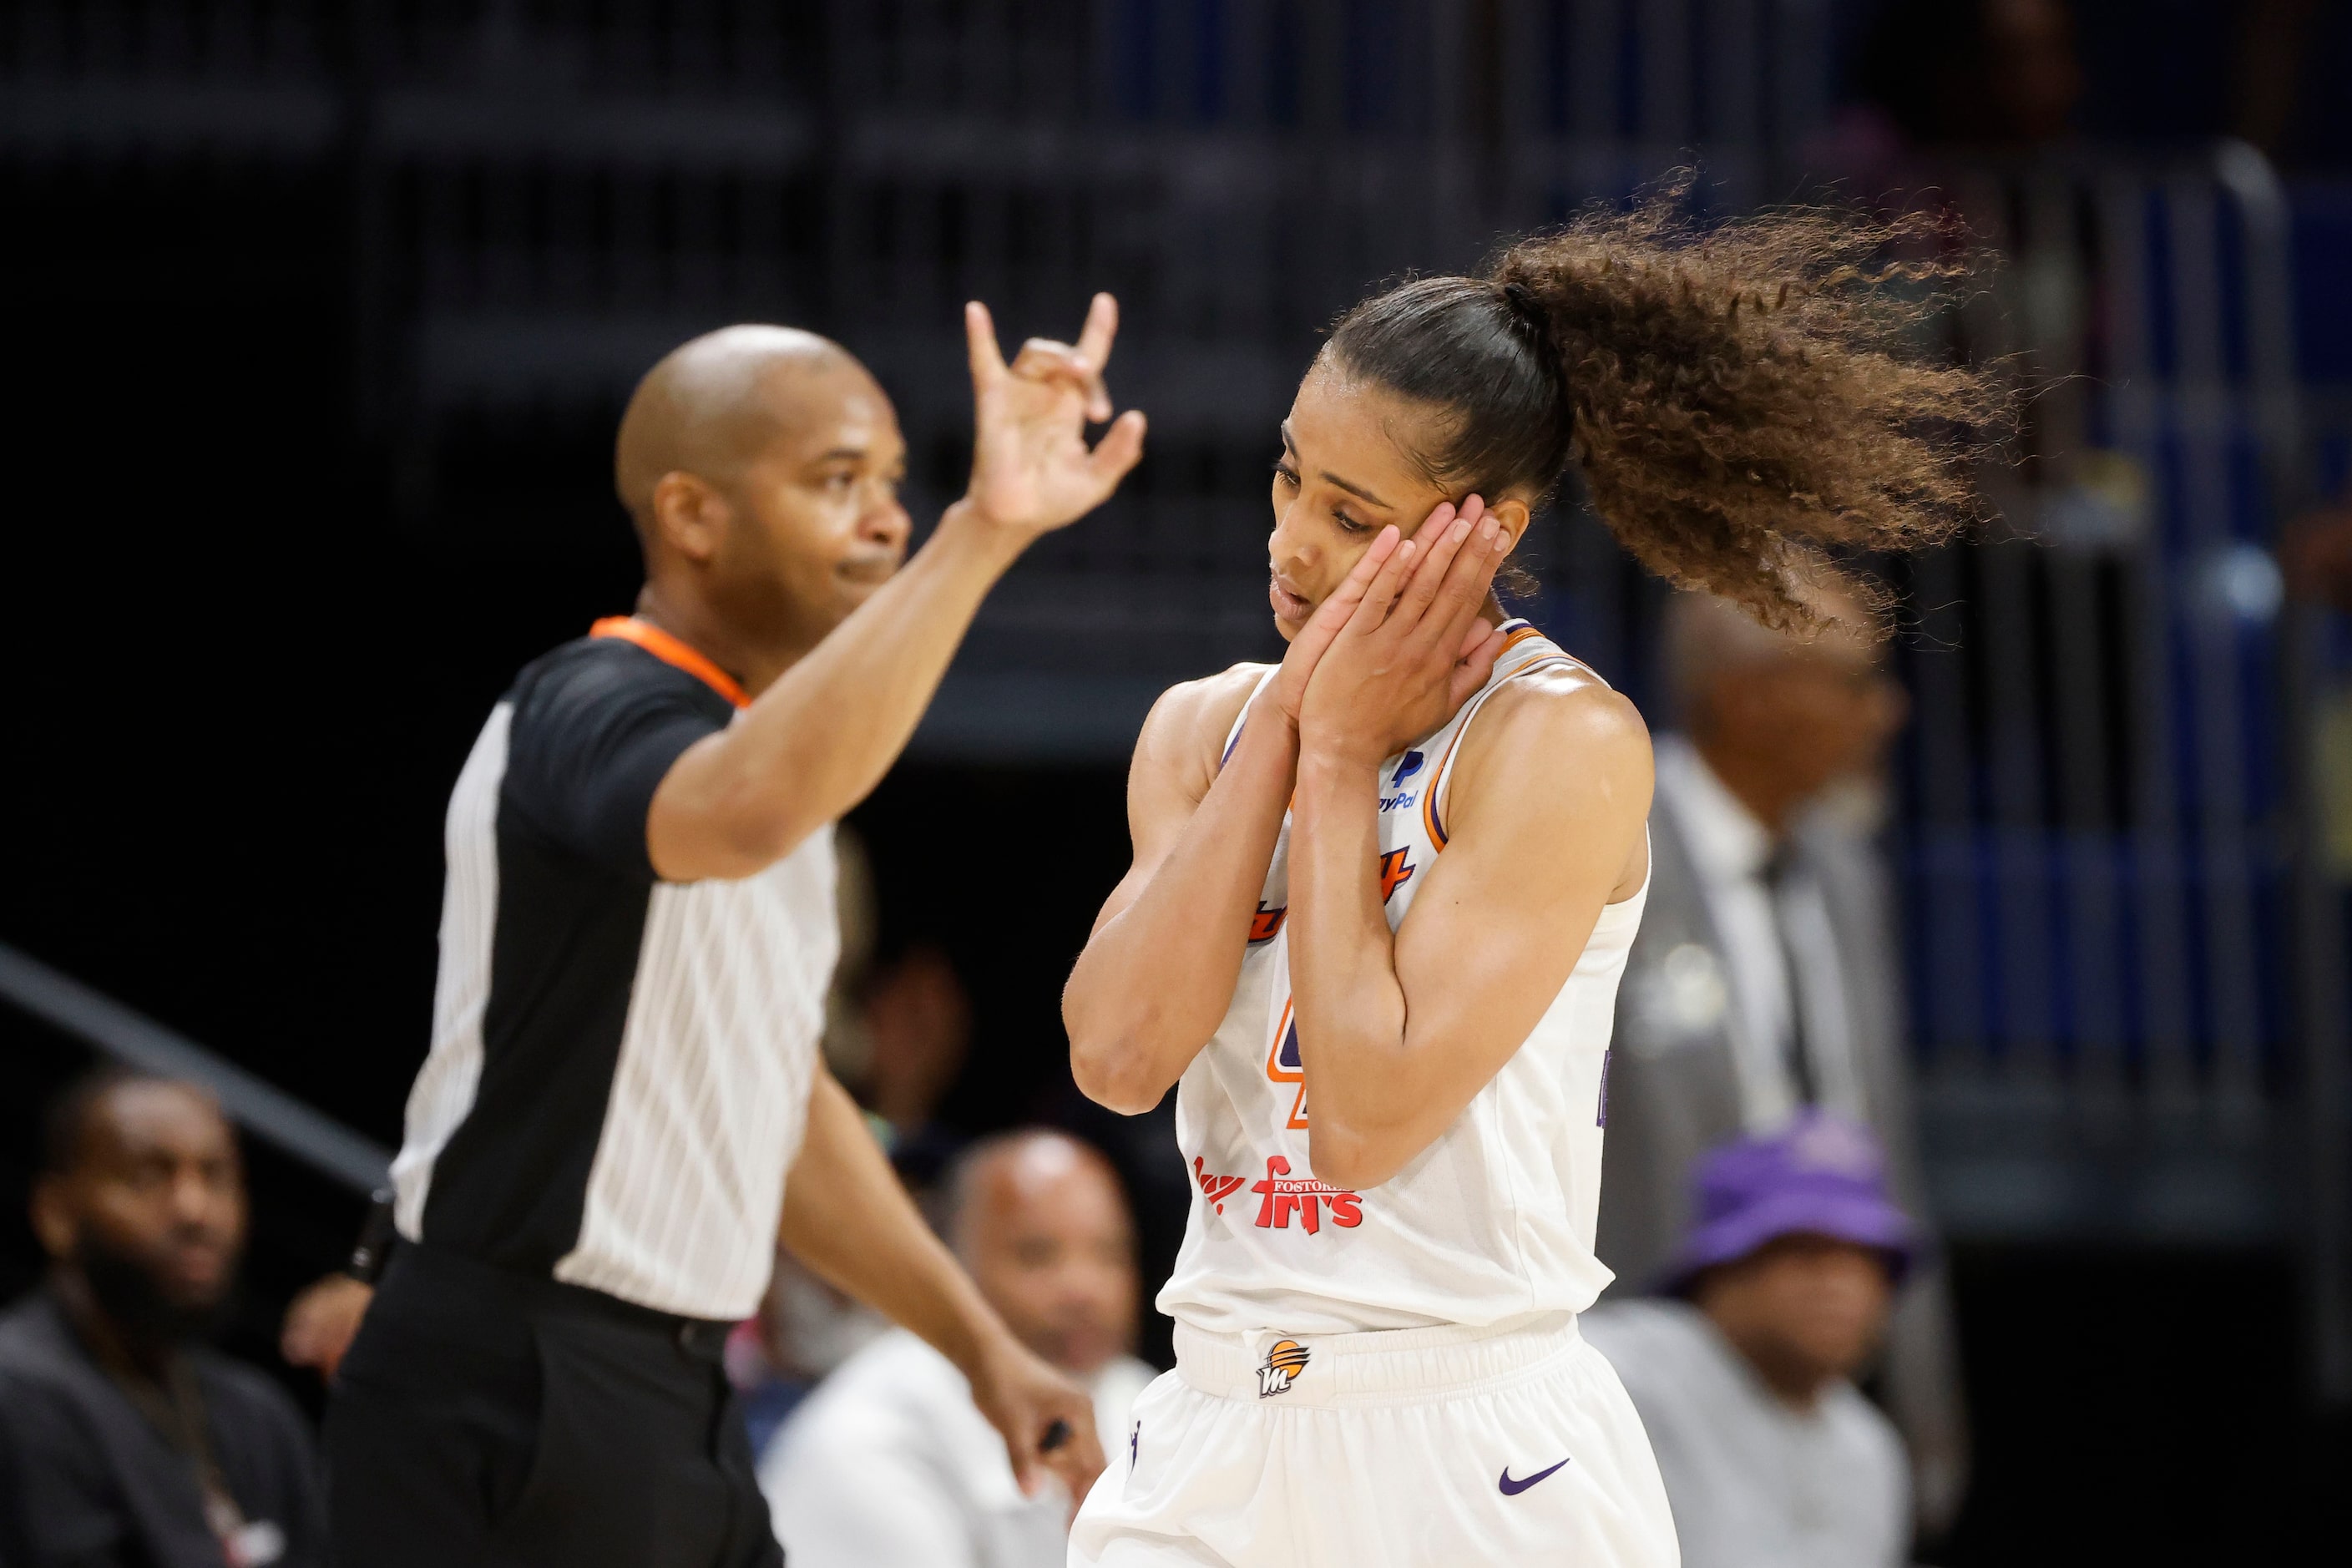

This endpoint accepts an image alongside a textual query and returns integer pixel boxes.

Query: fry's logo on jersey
[1257,1338,1310,1397]
[1193,1155,1363,1232]
[1251,1156,1362,1231]
[1192,1156,1247,1214]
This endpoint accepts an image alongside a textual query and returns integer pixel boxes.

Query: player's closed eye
[1273,463,1368,534]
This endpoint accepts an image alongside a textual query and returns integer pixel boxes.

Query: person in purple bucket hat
[1584,1113,1920,1568]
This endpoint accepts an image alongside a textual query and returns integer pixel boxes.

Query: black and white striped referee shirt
[390,618,838,1322]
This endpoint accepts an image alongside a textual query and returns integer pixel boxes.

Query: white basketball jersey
[1156,620,1649,1337]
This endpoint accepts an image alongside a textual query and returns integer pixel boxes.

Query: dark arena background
[7,3,2352,1562]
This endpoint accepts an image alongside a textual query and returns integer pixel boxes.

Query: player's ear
[1489,496,1534,554]
[650,471,731,565]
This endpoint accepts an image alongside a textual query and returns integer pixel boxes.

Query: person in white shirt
[761,1130,1157,1568]
[1586,1112,1917,1568]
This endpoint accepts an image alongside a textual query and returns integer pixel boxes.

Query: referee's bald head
[613,324,913,650]
[615,325,859,532]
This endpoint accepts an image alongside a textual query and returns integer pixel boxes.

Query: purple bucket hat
[1661,1111,1920,1292]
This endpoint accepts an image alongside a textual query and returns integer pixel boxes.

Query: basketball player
[1060,194,2001,1565]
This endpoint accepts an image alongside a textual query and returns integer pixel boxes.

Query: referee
[309,298,1146,1566]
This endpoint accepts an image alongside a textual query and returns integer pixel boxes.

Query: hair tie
[1500,280,1546,333]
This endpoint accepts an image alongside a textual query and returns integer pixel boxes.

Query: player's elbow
[1067,1024,1176,1123]
[1067,1035,1171,1116]
[1307,1119,1414,1191]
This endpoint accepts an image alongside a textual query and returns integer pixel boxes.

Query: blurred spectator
[1586,1114,1917,1568]
[818,826,974,1189]
[727,1248,889,1459]
[1598,584,1969,1532]
[760,1130,1155,1568]
[0,1070,324,1568]
[864,943,975,1189]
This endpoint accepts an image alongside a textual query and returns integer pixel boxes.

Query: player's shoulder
[1137,661,1275,761]
[1472,652,1651,775]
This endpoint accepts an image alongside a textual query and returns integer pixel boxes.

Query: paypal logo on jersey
[1380,750,1425,812]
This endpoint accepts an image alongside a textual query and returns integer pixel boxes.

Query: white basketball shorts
[1068,1313,1679,1568]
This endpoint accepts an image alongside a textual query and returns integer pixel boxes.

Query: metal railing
[0,943,391,1193]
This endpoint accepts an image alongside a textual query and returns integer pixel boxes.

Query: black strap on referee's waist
[390,1239,736,1358]
[344,1188,398,1284]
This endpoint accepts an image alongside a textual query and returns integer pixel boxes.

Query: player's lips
[1268,574,1313,625]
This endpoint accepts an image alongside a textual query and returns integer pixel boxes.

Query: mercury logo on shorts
[1257,1338,1310,1398]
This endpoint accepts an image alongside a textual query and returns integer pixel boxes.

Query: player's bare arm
[1065,530,1404,1112]
[1286,503,1652,1191]
[648,296,1148,883]
[777,1069,1106,1502]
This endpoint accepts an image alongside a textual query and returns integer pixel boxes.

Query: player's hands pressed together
[1259,523,1406,729]
[1282,493,1650,1191]
[960,292,1147,538]
[1295,495,1511,766]
[1064,533,1404,1110]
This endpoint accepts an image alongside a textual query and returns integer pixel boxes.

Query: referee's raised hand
[962,291,1148,538]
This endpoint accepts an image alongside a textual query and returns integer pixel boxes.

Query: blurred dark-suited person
[0,1070,325,1568]
[1586,1115,1916,1568]
[758,1130,1156,1568]
[1596,585,1968,1530]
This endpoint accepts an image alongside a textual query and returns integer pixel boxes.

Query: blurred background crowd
[6,1,2352,1563]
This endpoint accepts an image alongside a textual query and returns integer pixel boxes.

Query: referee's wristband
[344,1188,397,1285]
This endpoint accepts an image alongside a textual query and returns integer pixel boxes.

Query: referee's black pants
[326,1243,783,1568]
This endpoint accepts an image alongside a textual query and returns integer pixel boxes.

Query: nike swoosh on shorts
[1497,1458,1571,1495]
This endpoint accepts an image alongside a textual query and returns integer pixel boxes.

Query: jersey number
[1265,999,1309,1129]
[1263,848,1417,1128]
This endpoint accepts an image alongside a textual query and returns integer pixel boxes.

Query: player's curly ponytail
[1323,182,2010,631]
